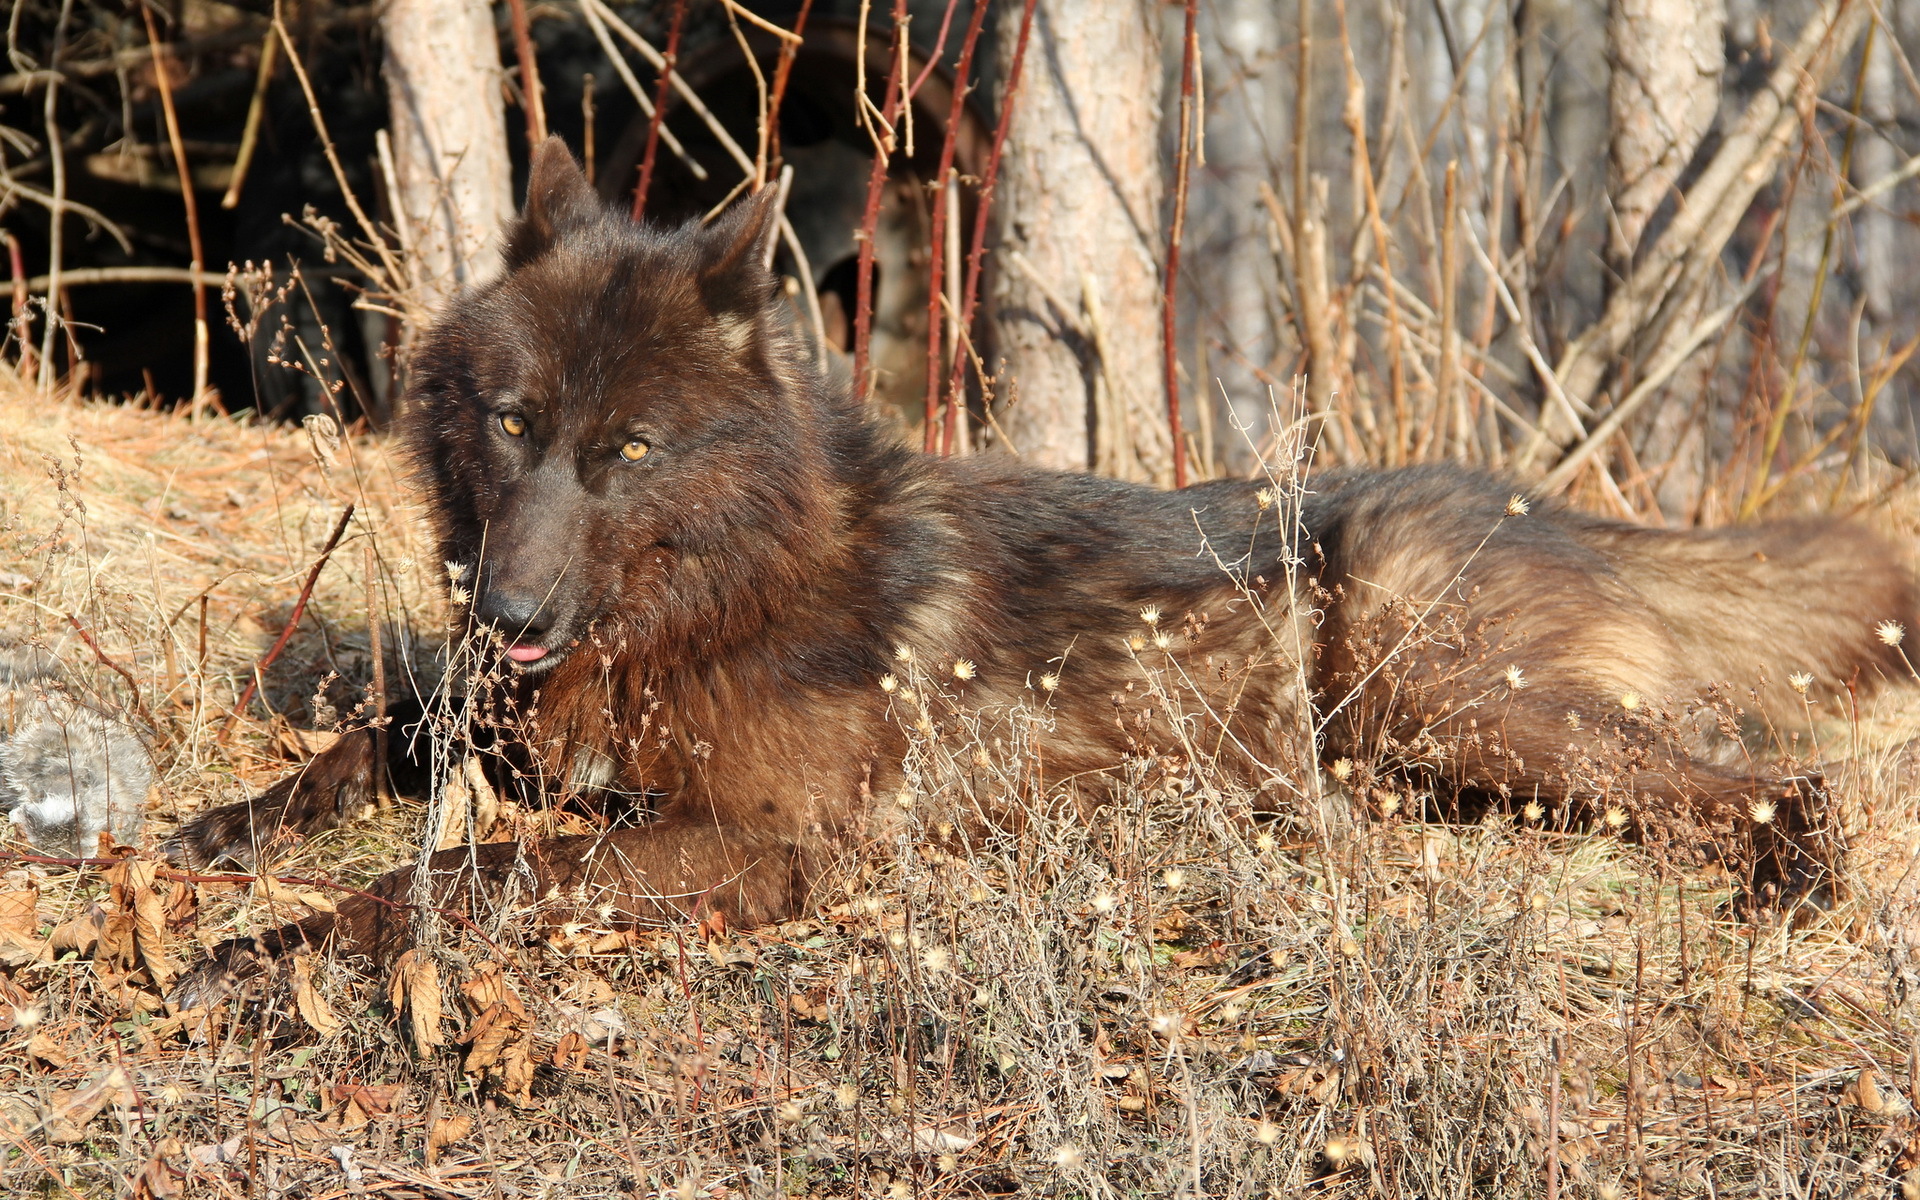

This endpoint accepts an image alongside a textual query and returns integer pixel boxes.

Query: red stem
[66,613,159,739]
[943,0,1040,447]
[505,0,546,146]
[633,0,689,221]
[1162,0,1199,488]
[220,505,355,741]
[921,0,983,453]
[764,0,816,167]
[851,0,911,403]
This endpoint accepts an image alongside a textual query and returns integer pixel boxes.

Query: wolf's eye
[620,438,651,462]
[499,414,526,437]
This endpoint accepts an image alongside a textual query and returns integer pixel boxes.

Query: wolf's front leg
[167,695,447,867]
[165,728,380,868]
[170,817,812,1007]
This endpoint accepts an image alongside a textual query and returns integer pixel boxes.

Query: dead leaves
[291,954,344,1036]
[458,959,536,1101]
[0,884,39,950]
[427,1113,474,1165]
[326,1081,404,1132]
[0,1063,140,1144]
[389,948,447,1055]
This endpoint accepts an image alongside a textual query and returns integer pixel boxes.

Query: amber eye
[620,438,651,462]
[499,413,526,437]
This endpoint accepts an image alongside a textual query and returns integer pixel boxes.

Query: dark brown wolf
[170,138,1916,1001]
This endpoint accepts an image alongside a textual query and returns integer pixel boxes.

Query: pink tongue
[506,642,548,663]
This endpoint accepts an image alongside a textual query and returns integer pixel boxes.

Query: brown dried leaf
[291,954,344,1036]
[130,875,175,989]
[0,887,39,948]
[1842,1067,1885,1113]
[459,959,522,1015]
[551,1030,589,1071]
[391,950,445,1052]
[43,1065,133,1143]
[500,1036,535,1103]
[1170,942,1229,970]
[26,1031,70,1068]
[47,905,106,958]
[463,1001,519,1073]
[133,1135,187,1200]
[427,1113,473,1165]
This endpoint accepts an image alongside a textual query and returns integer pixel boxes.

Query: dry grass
[3,370,1920,1199]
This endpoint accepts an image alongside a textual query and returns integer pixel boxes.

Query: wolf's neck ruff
[166,137,1914,1004]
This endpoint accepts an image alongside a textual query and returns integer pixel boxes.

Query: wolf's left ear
[695,187,781,314]
[504,137,601,270]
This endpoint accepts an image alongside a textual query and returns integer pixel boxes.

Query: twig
[1531,0,1871,466]
[1743,15,1875,518]
[35,0,73,393]
[272,15,408,297]
[851,0,910,402]
[505,0,547,146]
[64,613,159,739]
[632,0,688,220]
[219,505,356,742]
[1539,290,1751,494]
[364,542,389,806]
[923,0,986,451]
[762,0,815,167]
[579,0,707,182]
[6,231,35,378]
[583,0,755,178]
[718,0,803,44]
[143,7,210,416]
[1435,161,1462,460]
[945,0,1040,431]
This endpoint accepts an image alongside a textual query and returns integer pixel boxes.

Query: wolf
[169,138,1916,1001]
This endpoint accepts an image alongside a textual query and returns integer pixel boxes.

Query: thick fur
[169,140,1917,1005]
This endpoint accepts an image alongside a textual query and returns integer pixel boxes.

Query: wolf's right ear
[694,187,781,313]
[504,137,600,270]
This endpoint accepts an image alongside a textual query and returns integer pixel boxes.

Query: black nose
[473,588,553,641]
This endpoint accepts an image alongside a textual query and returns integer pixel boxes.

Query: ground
[4,375,1920,1198]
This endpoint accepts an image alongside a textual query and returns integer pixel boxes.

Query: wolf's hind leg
[1457,707,1842,902]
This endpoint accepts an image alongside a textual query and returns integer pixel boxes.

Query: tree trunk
[1197,0,1286,473]
[1605,0,1724,514]
[1854,19,1896,327]
[988,0,1170,481]
[384,0,514,325]
[1605,0,1725,273]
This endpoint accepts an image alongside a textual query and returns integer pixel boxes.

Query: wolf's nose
[473,588,553,641]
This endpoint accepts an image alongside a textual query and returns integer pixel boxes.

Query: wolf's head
[404,138,850,675]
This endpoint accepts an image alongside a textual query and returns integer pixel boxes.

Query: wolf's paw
[168,936,269,1011]
[163,799,271,870]
[166,730,379,869]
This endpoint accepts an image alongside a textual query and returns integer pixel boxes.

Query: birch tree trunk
[1198,0,1286,473]
[1606,0,1726,273]
[1854,20,1896,326]
[384,0,514,324]
[1605,0,1724,512]
[988,0,1170,481]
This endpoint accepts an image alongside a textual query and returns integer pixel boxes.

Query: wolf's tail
[1581,514,1917,721]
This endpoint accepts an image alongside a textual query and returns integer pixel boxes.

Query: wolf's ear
[695,187,781,314]
[504,137,600,270]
